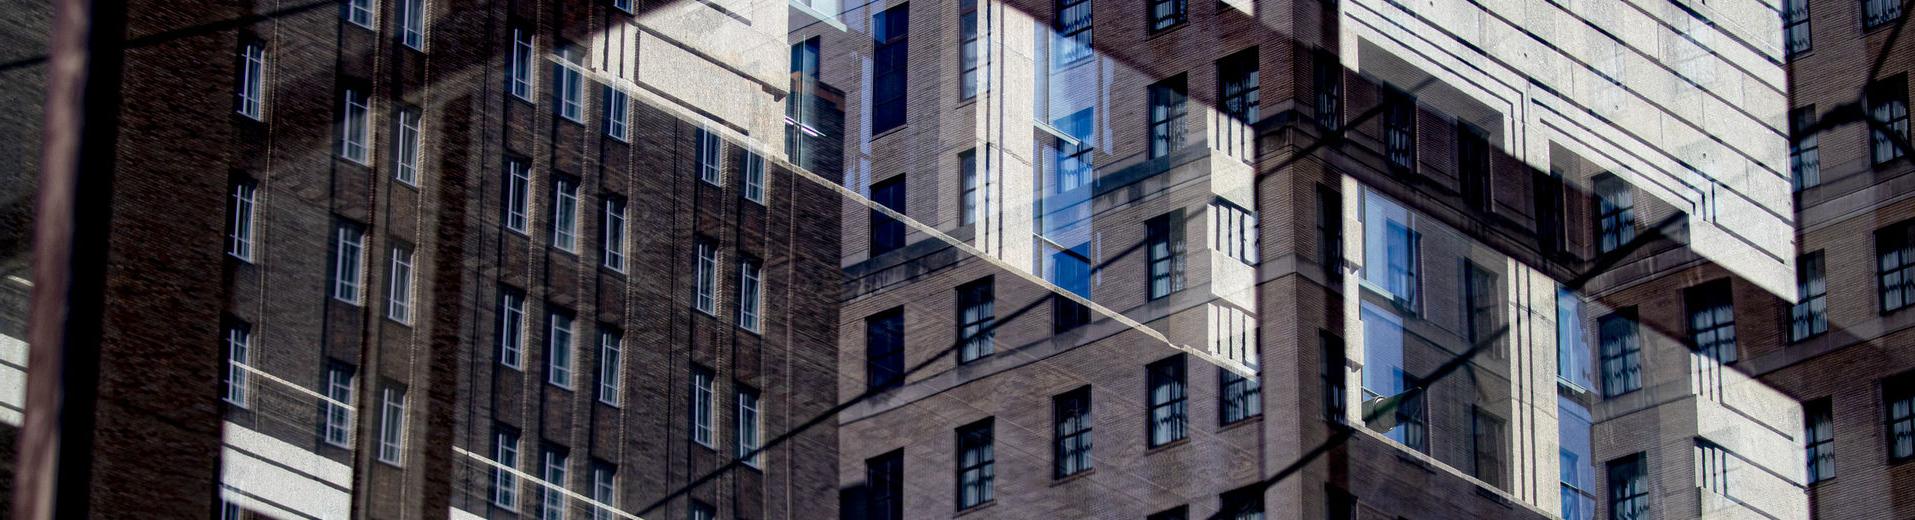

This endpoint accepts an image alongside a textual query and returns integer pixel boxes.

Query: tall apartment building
[8,0,846,518]
[803,0,1809,518]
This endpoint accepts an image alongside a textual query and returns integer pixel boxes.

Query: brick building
[7,0,846,518]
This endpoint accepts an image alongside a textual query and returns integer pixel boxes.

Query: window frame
[737,385,762,468]
[694,238,719,315]
[224,321,251,408]
[603,85,630,141]
[228,179,257,262]
[340,88,372,164]
[1880,220,1915,313]
[236,41,266,120]
[492,427,521,510]
[1594,174,1636,255]
[597,328,622,406]
[1791,106,1821,191]
[1148,0,1187,33]
[1053,386,1093,479]
[547,309,576,389]
[956,277,995,363]
[1051,0,1092,68]
[332,221,367,304]
[508,26,535,101]
[1148,75,1189,160]
[386,244,414,324]
[1805,398,1834,483]
[869,175,907,256]
[1887,374,1915,463]
[1868,75,1909,166]
[1793,251,1828,342]
[866,308,906,391]
[1146,214,1174,300]
[1382,87,1416,174]
[1146,354,1188,447]
[555,44,585,123]
[743,152,767,204]
[376,385,406,465]
[551,175,580,253]
[1598,309,1643,397]
[690,365,716,448]
[1220,367,1262,425]
[602,195,627,272]
[737,256,763,332]
[955,418,996,510]
[871,4,911,135]
[322,362,355,448]
[1605,453,1649,519]
[498,287,527,369]
[504,157,531,234]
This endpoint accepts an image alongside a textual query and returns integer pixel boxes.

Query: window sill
[1051,56,1094,74]
[870,125,907,142]
[1144,437,1190,454]
[1145,21,1189,39]
[954,500,997,517]
[1219,414,1263,432]
[1050,468,1095,486]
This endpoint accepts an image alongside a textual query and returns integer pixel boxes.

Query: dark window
[960,149,979,226]
[1534,169,1567,256]
[1326,487,1356,520]
[1471,407,1506,489]
[1321,332,1346,422]
[1792,251,1828,341]
[1148,506,1189,520]
[1317,185,1342,283]
[1313,49,1341,131]
[957,278,995,363]
[1686,281,1738,364]
[1865,0,1903,30]
[1458,124,1491,212]
[1220,368,1262,424]
[1148,76,1188,159]
[1594,174,1635,254]
[1216,48,1259,160]
[1383,87,1415,173]
[1606,453,1648,520]
[1464,261,1501,357]
[870,176,907,256]
[866,450,905,520]
[959,0,987,99]
[1784,0,1811,55]
[786,37,822,162]
[1051,246,1093,333]
[871,5,910,135]
[1053,387,1093,478]
[1146,355,1188,447]
[689,500,715,520]
[1791,106,1821,191]
[1147,214,1175,300]
[1868,76,1908,165]
[1149,0,1186,32]
[1220,485,1265,520]
[865,308,905,391]
[1599,310,1642,397]
[956,419,995,509]
[1888,374,1915,462]
[1804,398,1834,483]
[1880,220,1915,313]
[1052,0,1092,67]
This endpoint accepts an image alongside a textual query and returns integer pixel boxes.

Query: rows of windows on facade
[1780,0,1909,192]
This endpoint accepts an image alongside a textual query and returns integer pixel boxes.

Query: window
[597,329,622,406]
[866,308,906,391]
[1458,124,1491,212]
[377,385,406,465]
[1049,245,1093,333]
[1382,87,1415,173]
[236,42,265,119]
[1464,261,1500,355]
[956,419,995,509]
[1606,454,1648,519]
[1783,0,1810,55]
[1146,355,1188,447]
[539,447,568,520]
[227,179,256,261]
[870,176,907,256]
[957,278,995,363]
[691,365,715,447]
[589,462,617,520]
[556,45,584,122]
[508,27,534,100]
[689,500,714,520]
[693,239,719,315]
[1220,486,1265,520]
[871,4,910,134]
[1211,201,1258,265]
[1558,288,1593,388]
[398,0,426,48]
[786,37,822,165]
[1870,76,1909,165]
[322,362,355,447]
[1793,251,1828,341]
[1361,303,1424,451]
[504,157,531,233]
[387,245,414,323]
[1316,185,1341,283]
[612,0,634,11]
[1148,76,1188,159]
[1149,0,1186,31]
[1687,281,1738,364]
[224,321,250,407]
[548,310,575,388]
[1805,399,1834,483]
[1865,0,1903,30]
[738,257,762,332]
[1053,387,1092,478]
[867,450,905,520]
[1221,368,1262,424]
[744,152,767,204]
[1146,214,1174,300]
[551,177,579,252]
[602,195,627,271]
[1881,220,1915,313]
[499,287,526,369]
[1888,374,1915,462]
[959,149,979,226]
[1560,398,1596,520]
[697,127,723,185]
[1052,0,1092,67]
[1313,49,1340,131]
[1321,332,1346,421]
[1326,487,1357,520]
[604,86,629,141]
[1471,408,1506,489]
[1149,506,1188,520]
[221,499,240,520]
[393,108,421,185]
[958,0,989,99]
[1535,170,1568,256]
[1599,310,1642,397]
[1791,107,1821,191]
[737,385,762,467]
[345,0,375,27]
[1216,49,1258,160]
[493,427,521,509]
[341,88,371,163]
[1594,174,1635,254]
[333,221,366,304]
[1363,191,1420,310]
